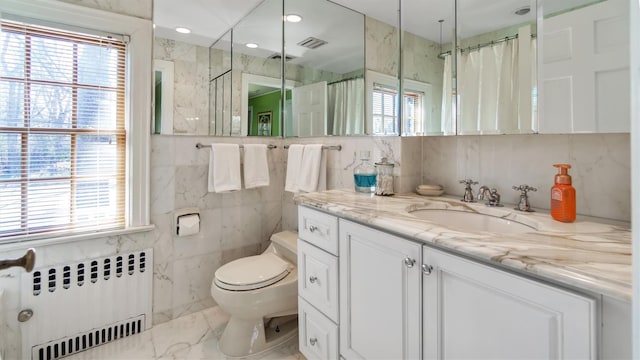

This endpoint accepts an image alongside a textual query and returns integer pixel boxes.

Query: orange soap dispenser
[550,164,576,223]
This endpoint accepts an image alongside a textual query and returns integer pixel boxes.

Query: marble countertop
[294,189,632,302]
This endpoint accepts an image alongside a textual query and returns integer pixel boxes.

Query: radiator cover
[20,249,153,359]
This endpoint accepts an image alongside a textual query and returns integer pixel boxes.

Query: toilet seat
[214,253,291,291]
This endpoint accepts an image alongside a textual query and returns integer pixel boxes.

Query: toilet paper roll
[177,214,200,236]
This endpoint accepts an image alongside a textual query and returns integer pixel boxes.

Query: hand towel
[208,144,241,193]
[298,144,324,193]
[243,144,270,189]
[285,144,304,192]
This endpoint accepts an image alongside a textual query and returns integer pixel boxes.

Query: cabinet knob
[309,276,318,284]
[421,264,434,275]
[309,225,318,233]
[404,257,415,268]
[309,337,318,346]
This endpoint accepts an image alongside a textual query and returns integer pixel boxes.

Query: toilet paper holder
[174,208,200,236]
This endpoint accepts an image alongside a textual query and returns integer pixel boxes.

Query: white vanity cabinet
[422,247,597,359]
[298,207,340,360]
[339,219,421,359]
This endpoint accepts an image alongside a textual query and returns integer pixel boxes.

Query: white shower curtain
[327,78,365,135]
[441,35,536,134]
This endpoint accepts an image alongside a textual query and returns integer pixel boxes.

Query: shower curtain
[442,36,536,134]
[327,78,365,135]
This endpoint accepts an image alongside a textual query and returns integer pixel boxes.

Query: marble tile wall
[150,136,285,323]
[420,134,631,222]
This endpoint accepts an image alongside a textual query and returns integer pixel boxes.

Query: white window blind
[371,83,422,135]
[0,19,127,238]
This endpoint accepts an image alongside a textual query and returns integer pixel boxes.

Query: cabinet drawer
[298,239,339,322]
[299,297,339,360]
[298,206,339,255]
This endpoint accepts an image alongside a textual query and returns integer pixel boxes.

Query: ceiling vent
[297,37,328,49]
[267,53,296,61]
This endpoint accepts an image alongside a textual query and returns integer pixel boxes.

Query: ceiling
[153,0,598,57]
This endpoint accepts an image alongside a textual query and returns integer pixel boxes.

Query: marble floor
[66,306,303,360]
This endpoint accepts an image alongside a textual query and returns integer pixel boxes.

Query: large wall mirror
[152,0,629,136]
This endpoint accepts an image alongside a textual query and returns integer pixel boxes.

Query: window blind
[0,19,127,238]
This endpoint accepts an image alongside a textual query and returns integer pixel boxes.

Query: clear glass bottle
[375,157,394,196]
[353,150,376,193]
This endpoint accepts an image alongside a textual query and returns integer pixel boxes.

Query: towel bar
[284,144,342,151]
[196,143,277,149]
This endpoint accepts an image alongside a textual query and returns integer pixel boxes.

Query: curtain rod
[438,33,536,59]
[195,142,277,149]
[284,144,342,151]
[328,75,364,86]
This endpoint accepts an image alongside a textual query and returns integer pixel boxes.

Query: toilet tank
[269,231,298,265]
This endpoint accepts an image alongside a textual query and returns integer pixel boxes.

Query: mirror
[538,0,629,133]
[283,0,366,137]
[230,0,284,137]
[455,0,537,135]
[153,60,174,135]
[401,0,455,136]
[209,29,233,136]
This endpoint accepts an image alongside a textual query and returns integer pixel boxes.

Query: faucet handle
[512,185,537,212]
[459,179,477,203]
[512,185,537,194]
[459,179,478,186]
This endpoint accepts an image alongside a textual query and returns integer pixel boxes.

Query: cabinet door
[422,247,597,360]
[339,220,421,360]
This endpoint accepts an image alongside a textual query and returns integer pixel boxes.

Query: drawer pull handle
[404,257,415,268]
[309,276,318,284]
[422,264,434,275]
[309,225,318,233]
[309,337,318,346]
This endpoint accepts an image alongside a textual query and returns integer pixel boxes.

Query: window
[367,70,431,136]
[0,0,151,243]
[0,20,126,237]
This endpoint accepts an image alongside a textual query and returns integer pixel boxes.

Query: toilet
[211,231,299,357]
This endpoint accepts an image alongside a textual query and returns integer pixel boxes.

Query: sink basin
[408,209,535,233]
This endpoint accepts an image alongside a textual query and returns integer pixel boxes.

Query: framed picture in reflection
[257,111,272,136]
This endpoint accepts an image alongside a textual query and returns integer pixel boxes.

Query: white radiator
[20,249,153,360]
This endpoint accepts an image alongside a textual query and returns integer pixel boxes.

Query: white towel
[298,144,324,193]
[243,144,270,189]
[208,144,241,193]
[285,144,304,193]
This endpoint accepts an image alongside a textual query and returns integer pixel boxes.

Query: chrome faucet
[477,186,502,207]
[512,185,537,212]
[459,179,478,202]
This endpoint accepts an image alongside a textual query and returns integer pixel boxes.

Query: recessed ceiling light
[285,14,303,23]
[246,43,259,49]
[175,27,191,34]
[514,6,530,15]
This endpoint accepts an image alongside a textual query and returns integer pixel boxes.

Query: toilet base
[218,315,298,357]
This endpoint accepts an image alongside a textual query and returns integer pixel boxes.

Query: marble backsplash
[419,133,631,222]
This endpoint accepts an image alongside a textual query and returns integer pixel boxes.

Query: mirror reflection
[400,0,455,136]
[539,0,629,133]
[455,0,537,135]
[283,0,365,137]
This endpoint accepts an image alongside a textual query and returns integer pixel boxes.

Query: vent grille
[31,315,146,360]
[297,37,328,49]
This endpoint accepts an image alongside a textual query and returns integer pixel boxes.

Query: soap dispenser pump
[550,164,576,223]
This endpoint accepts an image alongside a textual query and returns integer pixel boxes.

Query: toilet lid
[214,253,291,291]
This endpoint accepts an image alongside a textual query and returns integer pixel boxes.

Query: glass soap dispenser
[353,150,376,193]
